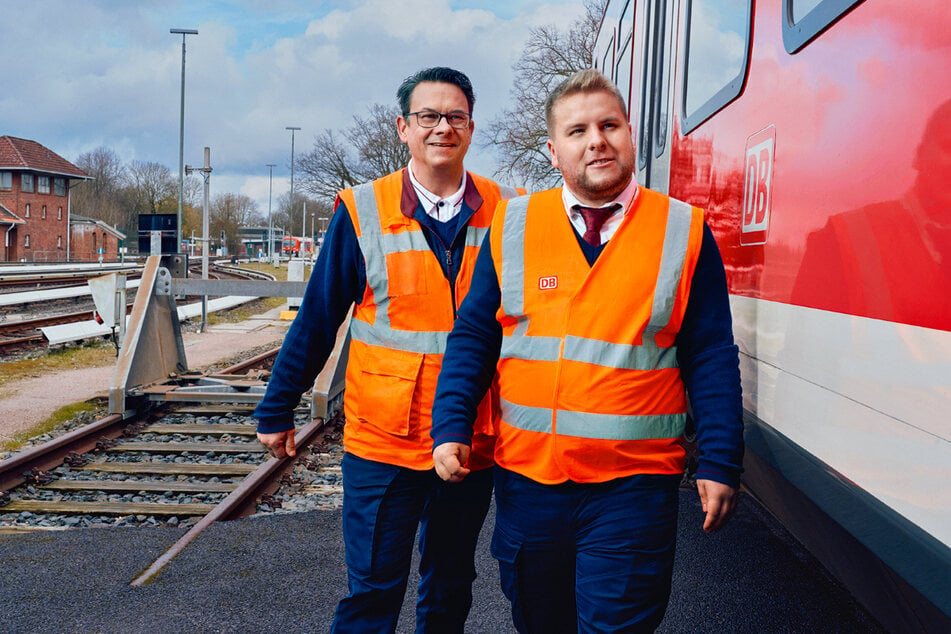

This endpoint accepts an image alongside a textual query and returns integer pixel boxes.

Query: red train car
[593,1,949,630]
[280,235,314,257]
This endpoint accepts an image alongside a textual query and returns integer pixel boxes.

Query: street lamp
[286,126,301,236]
[266,163,276,260]
[170,27,198,253]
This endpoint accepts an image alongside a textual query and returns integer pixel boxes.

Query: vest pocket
[356,347,424,436]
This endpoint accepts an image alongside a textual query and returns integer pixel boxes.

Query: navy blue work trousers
[491,467,680,633]
[330,452,494,634]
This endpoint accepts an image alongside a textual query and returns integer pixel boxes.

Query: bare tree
[210,192,260,254]
[124,160,177,216]
[72,146,125,228]
[297,103,409,204]
[481,0,605,190]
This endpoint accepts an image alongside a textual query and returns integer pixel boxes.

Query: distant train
[280,236,314,257]
[592,0,949,631]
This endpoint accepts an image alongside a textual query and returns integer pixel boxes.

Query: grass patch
[2,400,102,451]
[0,342,115,390]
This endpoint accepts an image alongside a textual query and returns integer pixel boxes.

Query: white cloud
[1,0,587,213]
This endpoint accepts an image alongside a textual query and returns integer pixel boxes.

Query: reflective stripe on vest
[350,181,448,354]
[499,397,687,440]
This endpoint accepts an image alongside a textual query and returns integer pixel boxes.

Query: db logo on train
[741,125,776,246]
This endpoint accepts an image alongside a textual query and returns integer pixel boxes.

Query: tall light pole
[286,126,301,236]
[170,27,198,254]
[266,163,276,260]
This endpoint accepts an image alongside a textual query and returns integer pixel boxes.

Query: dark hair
[397,67,475,115]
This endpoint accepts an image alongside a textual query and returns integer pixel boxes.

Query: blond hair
[544,69,627,133]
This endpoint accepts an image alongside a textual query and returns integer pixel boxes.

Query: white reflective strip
[466,225,488,248]
[350,318,447,354]
[353,183,391,330]
[382,230,429,254]
[646,197,692,337]
[499,196,530,316]
[500,399,552,433]
[556,410,686,440]
[563,335,679,370]
[500,333,562,362]
[500,398,686,440]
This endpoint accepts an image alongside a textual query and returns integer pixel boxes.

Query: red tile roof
[0,203,25,225]
[0,136,89,179]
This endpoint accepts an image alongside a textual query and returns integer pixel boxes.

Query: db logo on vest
[538,276,558,290]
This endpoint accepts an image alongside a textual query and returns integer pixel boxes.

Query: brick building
[0,135,90,262]
[70,214,127,262]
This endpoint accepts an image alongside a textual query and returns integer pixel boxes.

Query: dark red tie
[574,204,621,247]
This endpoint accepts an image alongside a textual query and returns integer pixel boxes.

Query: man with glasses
[255,67,523,632]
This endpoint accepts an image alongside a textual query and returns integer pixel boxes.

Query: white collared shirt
[407,160,467,223]
[562,176,640,245]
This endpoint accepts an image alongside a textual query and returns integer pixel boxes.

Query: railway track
[0,349,343,535]
[0,262,274,357]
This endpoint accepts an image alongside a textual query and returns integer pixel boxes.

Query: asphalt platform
[0,491,885,633]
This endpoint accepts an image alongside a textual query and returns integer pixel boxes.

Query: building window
[54,178,66,196]
[0,172,11,190]
[57,236,63,249]
[58,206,63,220]
[24,203,31,218]
[38,176,50,194]
[21,174,34,193]
[24,234,30,248]
[42,205,47,219]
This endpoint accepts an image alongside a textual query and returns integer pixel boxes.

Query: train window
[782,0,864,53]
[616,31,634,116]
[681,0,752,135]
[602,34,615,80]
[653,0,676,158]
[617,0,633,53]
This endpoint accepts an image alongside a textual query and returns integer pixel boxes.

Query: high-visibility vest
[338,170,523,470]
[489,186,704,484]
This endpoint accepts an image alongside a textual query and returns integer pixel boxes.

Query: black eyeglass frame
[405,109,472,129]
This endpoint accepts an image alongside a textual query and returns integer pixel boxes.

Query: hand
[433,442,471,482]
[257,429,297,459]
[697,479,738,533]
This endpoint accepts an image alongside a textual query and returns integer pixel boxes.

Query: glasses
[406,110,471,129]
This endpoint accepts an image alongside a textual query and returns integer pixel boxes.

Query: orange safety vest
[489,187,704,484]
[338,170,523,470]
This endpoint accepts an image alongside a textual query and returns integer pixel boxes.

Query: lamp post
[170,27,198,253]
[286,126,301,235]
[266,163,276,260]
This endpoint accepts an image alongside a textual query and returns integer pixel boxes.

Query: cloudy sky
[2,0,586,216]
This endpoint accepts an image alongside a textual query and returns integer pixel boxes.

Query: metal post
[201,147,210,331]
[266,163,276,260]
[286,125,300,234]
[171,28,198,253]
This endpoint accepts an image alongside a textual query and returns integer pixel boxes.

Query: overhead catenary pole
[170,28,198,253]
[286,125,300,237]
[186,147,212,332]
[266,163,276,260]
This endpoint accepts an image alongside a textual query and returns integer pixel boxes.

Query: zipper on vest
[417,222,459,319]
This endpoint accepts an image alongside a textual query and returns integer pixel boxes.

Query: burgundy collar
[399,168,484,218]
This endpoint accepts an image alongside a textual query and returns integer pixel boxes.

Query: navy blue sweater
[431,220,745,488]
[253,173,485,434]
